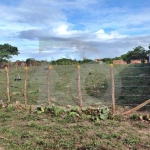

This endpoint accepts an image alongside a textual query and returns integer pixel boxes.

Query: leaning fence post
[77,65,83,109]
[122,99,150,115]
[24,67,28,107]
[5,67,10,103]
[110,64,115,116]
[47,65,52,105]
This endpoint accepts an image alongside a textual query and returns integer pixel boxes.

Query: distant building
[15,61,26,67]
[94,59,101,62]
[113,60,127,65]
[94,59,103,64]
[113,59,148,64]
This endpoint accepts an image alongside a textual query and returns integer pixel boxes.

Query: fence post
[24,67,28,107]
[122,99,150,115]
[5,67,10,103]
[77,65,83,109]
[47,65,52,105]
[110,64,115,116]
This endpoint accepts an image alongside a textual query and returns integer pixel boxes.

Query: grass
[0,108,150,150]
[0,63,150,149]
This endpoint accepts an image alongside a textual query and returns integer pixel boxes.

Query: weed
[27,121,38,128]
[96,132,120,139]
[21,131,35,139]
[113,114,126,121]
[130,114,139,120]
[124,135,140,145]
[6,105,15,112]
[133,122,148,129]
[21,114,40,121]
[35,137,45,145]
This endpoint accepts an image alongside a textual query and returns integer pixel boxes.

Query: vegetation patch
[0,104,150,150]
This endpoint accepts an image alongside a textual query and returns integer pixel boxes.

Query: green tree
[26,58,36,66]
[121,46,149,63]
[0,43,19,62]
[82,58,93,64]
[113,56,122,60]
[101,58,113,64]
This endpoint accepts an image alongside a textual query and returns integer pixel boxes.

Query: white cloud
[1,0,150,61]
[61,55,66,58]
[95,29,126,40]
[52,24,70,36]
[52,24,85,36]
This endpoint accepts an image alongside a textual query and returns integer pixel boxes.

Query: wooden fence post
[47,65,52,105]
[24,67,28,107]
[110,64,115,116]
[122,99,150,115]
[5,67,10,103]
[77,65,83,109]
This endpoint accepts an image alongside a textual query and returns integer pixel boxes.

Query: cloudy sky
[0,0,150,61]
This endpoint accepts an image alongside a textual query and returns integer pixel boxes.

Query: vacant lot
[0,64,150,108]
[0,108,150,150]
[0,64,150,149]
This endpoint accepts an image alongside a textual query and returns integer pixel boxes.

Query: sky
[0,0,150,61]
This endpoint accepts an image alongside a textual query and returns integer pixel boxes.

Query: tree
[101,58,113,64]
[113,56,122,60]
[26,58,36,66]
[0,43,19,62]
[82,58,93,64]
[121,46,149,63]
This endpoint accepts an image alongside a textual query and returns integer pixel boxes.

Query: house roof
[94,59,101,60]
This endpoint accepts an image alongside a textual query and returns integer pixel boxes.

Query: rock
[66,105,72,109]
[139,115,143,121]
[143,114,150,121]
[0,100,5,108]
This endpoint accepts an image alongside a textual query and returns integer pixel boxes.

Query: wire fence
[114,64,150,110]
[0,63,150,111]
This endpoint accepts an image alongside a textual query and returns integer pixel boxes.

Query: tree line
[0,43,150,65]
[101,45,150,64]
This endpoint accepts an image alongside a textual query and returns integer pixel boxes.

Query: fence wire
[0,64,150,109]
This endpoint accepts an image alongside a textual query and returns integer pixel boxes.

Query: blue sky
[0,0,150,61]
